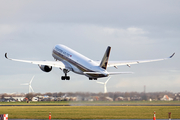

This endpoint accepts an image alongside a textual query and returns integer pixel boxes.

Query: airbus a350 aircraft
[5,44,175,80]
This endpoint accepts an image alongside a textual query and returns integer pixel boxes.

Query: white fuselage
[52,44,108,78]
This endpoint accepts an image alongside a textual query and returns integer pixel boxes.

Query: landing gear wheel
[66,76,70,80]
[61,76,65,80]
[61,76,70,80]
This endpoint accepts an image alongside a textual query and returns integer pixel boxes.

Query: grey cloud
[1,0,180,29]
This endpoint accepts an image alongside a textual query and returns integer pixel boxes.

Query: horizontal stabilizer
[84,72,133,75]
[84,72,103,74]
[108,72,134,75]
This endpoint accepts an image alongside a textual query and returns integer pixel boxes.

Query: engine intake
[39,65,52,72]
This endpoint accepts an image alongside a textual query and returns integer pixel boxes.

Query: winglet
[5,53,12,60]
[169,53,175,58]
[5,53,8,59]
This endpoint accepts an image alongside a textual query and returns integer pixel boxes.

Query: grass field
[0,106,180,119]
[1,100,180,105]
[1,101,180,119]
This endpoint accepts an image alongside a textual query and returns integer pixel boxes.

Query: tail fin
[99,46,111,69]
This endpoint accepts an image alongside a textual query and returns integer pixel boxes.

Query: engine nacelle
[39,65,52,72]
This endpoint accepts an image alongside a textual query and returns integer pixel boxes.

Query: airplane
[5,44,175,80]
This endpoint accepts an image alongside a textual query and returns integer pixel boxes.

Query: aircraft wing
[107,53,175,68]
[5,53,66,69]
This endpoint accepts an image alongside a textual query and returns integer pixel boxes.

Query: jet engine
[39,65,52,72]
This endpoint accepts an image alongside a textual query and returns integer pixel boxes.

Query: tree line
[1,91,179,101]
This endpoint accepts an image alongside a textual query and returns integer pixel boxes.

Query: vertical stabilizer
[99,46,111,69]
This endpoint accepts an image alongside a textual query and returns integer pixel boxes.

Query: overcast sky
[0,0,180,94]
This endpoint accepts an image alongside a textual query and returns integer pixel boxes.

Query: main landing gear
[61,75,70,80]
[89,78,97,80]
[61,69,70,80]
